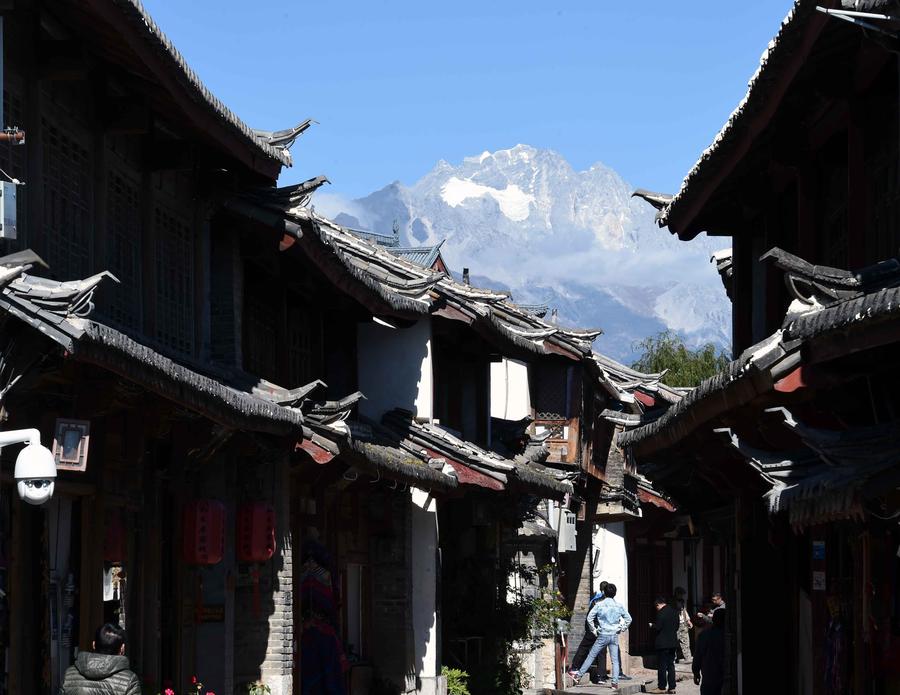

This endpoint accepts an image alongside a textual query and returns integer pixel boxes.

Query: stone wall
[234,450,293,695]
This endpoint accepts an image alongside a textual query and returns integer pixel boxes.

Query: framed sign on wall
[52,419,91,472]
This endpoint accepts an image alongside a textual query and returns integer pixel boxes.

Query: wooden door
[628,540,672,654]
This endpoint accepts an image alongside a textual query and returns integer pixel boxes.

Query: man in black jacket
[61,623,141,695]
[693,608,726,694]
[649,596,679,694]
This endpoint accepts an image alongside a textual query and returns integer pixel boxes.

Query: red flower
[164,689,175,695]
[191,676,198,685]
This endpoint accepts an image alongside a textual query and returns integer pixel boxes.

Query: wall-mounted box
[0,182,16,239]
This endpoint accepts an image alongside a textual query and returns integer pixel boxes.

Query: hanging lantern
[237,502,276,564]
[104,510,127,563]
[183,499,225,565]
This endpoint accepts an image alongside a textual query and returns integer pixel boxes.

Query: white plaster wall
[411,488,439,692]
[357,319,433,422]
[592,522,628,612]
[490,358,531,420]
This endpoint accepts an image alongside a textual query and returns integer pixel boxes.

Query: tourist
[696,592,725,625]
[567,582,632,689]
[674,587,693,663]
[61,623,141,694]
[693,609,726,694]
[649,595,679,694]
[569,581,607,681]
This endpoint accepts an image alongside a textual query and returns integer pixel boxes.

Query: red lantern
[237,502,276,564]
[104,510,127,563]
[183,499,225,565]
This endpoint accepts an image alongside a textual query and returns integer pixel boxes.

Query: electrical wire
[0,165,20,185]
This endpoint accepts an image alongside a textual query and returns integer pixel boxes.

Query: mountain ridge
[315,144,730,362]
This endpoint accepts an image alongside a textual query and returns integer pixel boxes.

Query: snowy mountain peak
[319,145,730,361]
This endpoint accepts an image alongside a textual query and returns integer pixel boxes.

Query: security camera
[15,443,57,505]
[0,430,57,506]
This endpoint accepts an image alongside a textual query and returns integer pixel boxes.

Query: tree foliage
[631,330,730,388]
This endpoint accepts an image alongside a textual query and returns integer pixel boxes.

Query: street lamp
[0,428,57,505]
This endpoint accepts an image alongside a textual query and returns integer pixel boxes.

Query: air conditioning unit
[557,509,577,552]
[0,182,16,239]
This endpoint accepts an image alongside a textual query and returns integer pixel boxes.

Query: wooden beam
[102,98,152,135]
[38,40,91,81]
[146,140,197,172]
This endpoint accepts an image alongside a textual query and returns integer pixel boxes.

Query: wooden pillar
[140,457,162,689]
[847,100,866,267]
[140,143,157,339]
[79,494,104,650]
[22,6,42,254]
[194,200,212,361]
[9,489,40,693]
[222,457,237,695]
[797,163,816,262]
[852,531,868,694]
[91,132,107,274]
[731,233,753,354]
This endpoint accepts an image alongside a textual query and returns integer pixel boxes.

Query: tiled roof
[110,0,300,167]
[0,253,314,435]
[279,207,601,359]
[388,241,445,269]
[618,249,900,454]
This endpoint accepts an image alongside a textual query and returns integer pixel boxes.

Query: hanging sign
[812,571,826,591]
[812,541,825,561]
[52,419,91,472]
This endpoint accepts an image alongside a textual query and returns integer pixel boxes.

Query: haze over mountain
[315,144,730,362]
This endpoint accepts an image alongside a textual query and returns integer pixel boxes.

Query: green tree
[631,330,730,388]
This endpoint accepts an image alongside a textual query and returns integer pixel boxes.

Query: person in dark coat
[693,608,726,695]
[649,596,679,693]
[61,623,141,695]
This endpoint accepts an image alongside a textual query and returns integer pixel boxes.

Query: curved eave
[658,0,827,239]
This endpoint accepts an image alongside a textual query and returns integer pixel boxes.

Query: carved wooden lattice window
[42,120,91,280]
[155,207,194,354]
[533,362,569,421]
[242,281,279,381]
[287,302,320,387]
[867,126,900,262]
[105,170,141,329]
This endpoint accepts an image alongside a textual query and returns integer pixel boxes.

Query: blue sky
[143,1,793,198]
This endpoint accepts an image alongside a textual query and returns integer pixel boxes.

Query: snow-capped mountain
[316,144,730,362]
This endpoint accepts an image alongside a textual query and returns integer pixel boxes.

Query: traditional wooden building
[629,1,900,692]
[0,2,577,694]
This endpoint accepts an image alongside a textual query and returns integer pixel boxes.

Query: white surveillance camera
[12,440,57,506]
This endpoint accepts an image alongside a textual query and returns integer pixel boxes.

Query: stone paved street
[540,661,702,695]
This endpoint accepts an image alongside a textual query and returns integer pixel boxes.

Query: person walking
[674,587,693,663]
[61,623,141,694]
[567,583,632,689]
[648,596,679,694]
[569,581,607,682]
[693,608,726,695]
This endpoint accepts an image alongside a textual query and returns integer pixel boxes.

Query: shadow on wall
[232,448,291,694]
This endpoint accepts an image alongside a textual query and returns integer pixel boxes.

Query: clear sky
[142,0,793,198]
